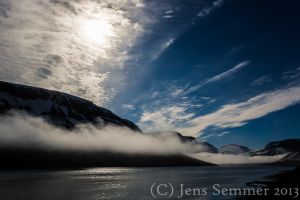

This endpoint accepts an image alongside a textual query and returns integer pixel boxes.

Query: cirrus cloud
[180,83,300,136]
[0,0,147,105]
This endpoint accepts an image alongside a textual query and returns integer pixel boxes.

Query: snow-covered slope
[0,81,140,131]
[219,144,252,155]
[252,139,300,156]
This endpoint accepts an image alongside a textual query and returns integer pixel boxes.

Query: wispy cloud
[197,0,225,17]
[150,91,161,99]
[200,133,215,141]
[138,105,195,132]
[150,37,176,61]
[200,131,230,141]
[163,15,173,19]
[282,67,300,80]
[165,10,174,14]
[183,60,250,95]
[122,104,135,110]
[250,75,272,86]
[217,131,230,137]
[180,83,300,136]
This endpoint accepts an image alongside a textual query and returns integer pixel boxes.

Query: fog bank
[0,113,197,155]
[192,152,285,165]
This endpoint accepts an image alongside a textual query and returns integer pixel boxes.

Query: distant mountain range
[169,132,300,165]
[209,139,300,165]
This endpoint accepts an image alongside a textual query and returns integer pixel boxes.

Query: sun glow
[80,18,115,46]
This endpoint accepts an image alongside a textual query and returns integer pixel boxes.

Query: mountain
[148,131,218,153]
[0,81,216,168]
[276,152,300,165]
[197,141,219,153]
[252,139,300,156]
[0,81,140,131]
[251,139,300,165]
[219,144,252,155]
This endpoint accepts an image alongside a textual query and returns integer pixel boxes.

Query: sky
[0,0,300,149]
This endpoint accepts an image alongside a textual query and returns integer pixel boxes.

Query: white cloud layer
[0,0,147,105]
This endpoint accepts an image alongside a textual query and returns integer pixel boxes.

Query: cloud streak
[180,83,300,136]
[197,0,225,17]
[250,75,272,86]
[183,60,250,95]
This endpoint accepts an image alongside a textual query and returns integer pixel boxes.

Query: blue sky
[0,0,299,149]
[107,0,300,149]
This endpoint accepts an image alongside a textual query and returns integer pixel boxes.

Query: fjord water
[0,166,292,200]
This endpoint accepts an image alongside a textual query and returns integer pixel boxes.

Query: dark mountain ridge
[0,81,140,131]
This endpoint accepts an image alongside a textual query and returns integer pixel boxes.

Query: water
[0,166,293,200]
